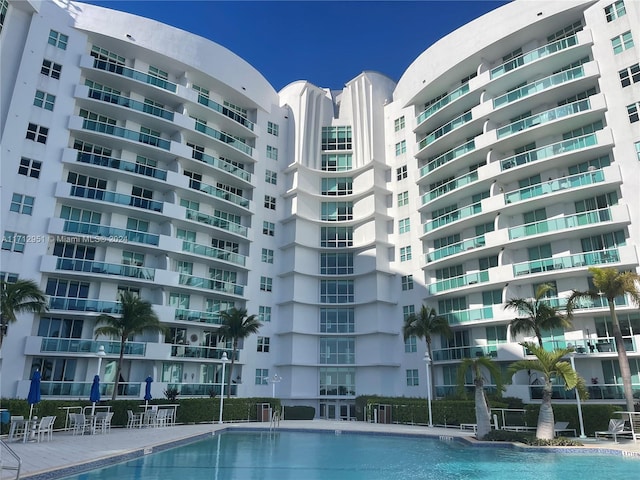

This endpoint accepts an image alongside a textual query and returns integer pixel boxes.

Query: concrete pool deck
[2,421,640,479]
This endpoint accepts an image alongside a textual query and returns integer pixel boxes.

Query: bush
[283,406,315,420]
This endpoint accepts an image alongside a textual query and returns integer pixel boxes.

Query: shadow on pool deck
[3,421,640,479]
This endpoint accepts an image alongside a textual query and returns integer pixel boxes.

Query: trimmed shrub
[283,406,315,420]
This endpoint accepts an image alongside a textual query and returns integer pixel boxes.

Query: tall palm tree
[508,342,587,440]
[94,291,164,400]
[504,283,572,347]
[456,356,503,440]
[219,307,262,398]
[1,279,48,349]
[567,267,640,412]
[402,305,452,398]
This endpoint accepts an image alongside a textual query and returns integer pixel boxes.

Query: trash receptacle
[0,409,10,424]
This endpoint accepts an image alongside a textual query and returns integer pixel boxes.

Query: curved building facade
[1,0,639,418]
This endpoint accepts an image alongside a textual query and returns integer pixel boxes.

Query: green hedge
[283,406,315,420]
[523,403,622,436]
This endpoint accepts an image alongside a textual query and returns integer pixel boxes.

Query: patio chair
[70,413,91,435]
[127,410,143,428]
[155,408,169,428]
[553,421,576,437]
[94,412,114,434]
[595,419,632,443]
[8,416,26,442]
[34,416,56,442]
[627,413,640,442]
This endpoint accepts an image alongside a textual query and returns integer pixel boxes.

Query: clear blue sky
[83,1,507,91]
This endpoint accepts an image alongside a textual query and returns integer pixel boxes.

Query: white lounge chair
[34,415,56,442]
[595,419,632,443]
[8,416,27,442]
[127,410,143,428]
[553,421,576,437]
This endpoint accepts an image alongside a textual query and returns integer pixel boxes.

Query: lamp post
[271,374,282,398]
[423,352,433,427]
[91,345,106,416]
[218,352,228,424]
[569,353,587,439]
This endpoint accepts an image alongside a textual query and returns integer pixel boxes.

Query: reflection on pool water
[64,430,640,480]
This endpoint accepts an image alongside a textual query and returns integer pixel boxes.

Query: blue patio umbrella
[90,374,100,416]
[144,376,153,405]
[27,370,41,421]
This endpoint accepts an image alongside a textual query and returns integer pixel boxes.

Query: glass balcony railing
[420,140,475,176]
[541,295,627,310]
[496,99,591,139]
[82,120,171,150]
[76,152,167,181]
[504,169,605,204]
[170,344,234,360]
[181,241,246,266]
[531,382,640,401]
[493,66,585,109]
[185,209,248,237]
[55,257,155,281]
[40,337,146,355]
[88,89,174,121]
[41,381,140,397]
[429,270,489,294]
[513,248,620,276]
[192,150,251,182]
[169,383,237,397]
[439,306,494,326]
[424,202,482,233]
[417,83,471,125]
[187,179,249,208]
[508,207,611,239]
[422,171,478,204]
[419,111,472,149]
[174,308,222,324]
[432,344,497,361]
[48,296,122,314]
[178,274,244,296]
[69,186,163,212]
[198,95,254,131]
[426,235,485,262]
[194,122,253,156]
[63,220,160,246]
[500,133,597,170]
[490,34,579,79]
[93,59,177,93]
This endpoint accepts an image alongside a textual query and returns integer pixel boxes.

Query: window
[405,335,417,353]
[255,369,269,385]
[635,141,640,161]
[10,193,34,215]
[321,177,352,196]
[90,45,126,66]
[261,248,274,264]
[1,272,19,284]
[397,191,409,206]
[394,116,405,132]
[398,218,410,234]
[321,202,353,221]
[400,246,412,262]
[402,305,415,320]
[33,90,55,110]
[320,308,354,333]
[605,0,626,22]
[265,170,277,185]
[406,369,419,386]
[0,0,7,33]
[321,126,352,150]
[627,102,639,123]
[395,140,407,156]
[401,275,414,291]
[46,278,89,298]
[48,29,68,49]
[223,101,248,118]
[619,63,640,87]
[18,157,42,178]
[263,221,275,236]
[396,165,407,180]
[267,121,279,136]
[257,337,270,353]
[2,232,26,253]
[37,317,83,338]
[180,198,199,211]
[258,306,271,322]
[321,153,352,171]
[320,226,352,247]
[266,145,278,160]
[26,123,48,144]
[319,367,355,396]
[260,276,272,292]
[168,292,190,309]
[612,31,634,54]
[320,253,353,275]
[148,65,168,80]
[320,280,354,303]
[41,59,62,79]
[320,338,355,364]
[264,195,276,210]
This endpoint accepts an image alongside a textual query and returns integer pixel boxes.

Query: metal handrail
[0,438,22,479]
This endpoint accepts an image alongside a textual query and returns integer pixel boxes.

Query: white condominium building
[1,0,638,419]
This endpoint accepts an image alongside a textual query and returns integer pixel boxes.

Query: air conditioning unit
[189,333,200,344]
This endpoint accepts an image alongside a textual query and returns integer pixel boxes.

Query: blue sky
[84,1,506,91]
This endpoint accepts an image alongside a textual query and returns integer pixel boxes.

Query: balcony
[187,179,250,209]
[194,122,253,157]
[513,248,620,276]
[48,296,122,314]
[170,344,234,360]
[418,111,472,150]
[82,119,171,150]
[432,344,497,361]
[55,257,155,281]
[92,59,177,93]
[197,95,254,131]
[69,185,163,213]
[174,308,222,325]
[429,270,489,294]
[40,337,146,355]
[422,170,479,204]
[192,150,251,183]
[426,235,485,262]
[178,274,244,296]
[423,202,482,233]
[416,83,471,126]
[88,88,174,121]
[76,151,168,181]
[500,133,598,171]
[504,168,605,204]
[508,207,612,240]
[181,241,246,266]
[439,306,494,326]
[184,209,248,237]
[63,220,160,246]
[419,140,475,175]
[41,381,140,397]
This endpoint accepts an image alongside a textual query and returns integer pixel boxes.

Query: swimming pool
[63,430,640,480]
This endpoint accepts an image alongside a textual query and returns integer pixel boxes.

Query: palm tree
[508,342,587,440]
[94,291,165,400]
[219,307,262,398]
[456,356,504,440]
[1,279,48,349]
[504,283,572,347]
[402,305,452,398]
[567,267,640,412]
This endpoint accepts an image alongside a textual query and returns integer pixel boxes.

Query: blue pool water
[63,430,640,480]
